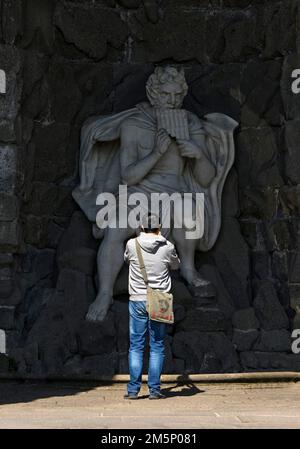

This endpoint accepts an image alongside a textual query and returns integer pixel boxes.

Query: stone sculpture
[73,66,238,322]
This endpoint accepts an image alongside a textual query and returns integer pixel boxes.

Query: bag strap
[135,238,149,285]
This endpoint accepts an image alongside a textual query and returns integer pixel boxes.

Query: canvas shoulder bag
[135,238,174,324]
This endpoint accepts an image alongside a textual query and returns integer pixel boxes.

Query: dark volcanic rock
[0,354,10,373]
[46,61,82,123]
[236,127,283,189]
[0,193,19,221]
[212,217,250,309]
[240,59,283,127]
[285,120,300,185]
[57,248,96,275]
[20,0,55,53]
[177,307,231,333]
[56,212,98,262]
[232,308,259,330]
[24,269,95,375]
[77,321,116,356]
[118,0,141,8]
[232,329,259,352]
[196,263,235,319]
[0,306,15,329]
[240,351,300,371]
[0,287,21,307]
[0,221,21,252]
[0,145,19,194]
[280,186,300,217]
[32,123,73,183]
[289,250,300,284]
[0,266,14,299]
[172,330,240,373]
[253,281,289,330]
[253,330,292,352]
[82,353,118,377]
[112,299,129,354]
[54,3,129,60]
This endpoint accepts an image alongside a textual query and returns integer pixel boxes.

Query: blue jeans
[127,300,167,395]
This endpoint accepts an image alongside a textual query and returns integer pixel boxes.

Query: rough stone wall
[0,0,300,378]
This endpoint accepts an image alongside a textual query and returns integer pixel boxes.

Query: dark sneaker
[149,391,166,400]
[124,393,138,400]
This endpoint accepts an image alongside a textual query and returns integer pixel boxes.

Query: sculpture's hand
[177,139,201,159]
[155,128,172,156]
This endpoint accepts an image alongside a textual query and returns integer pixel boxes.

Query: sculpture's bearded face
[155,82,185,109]
[146,67,188,110]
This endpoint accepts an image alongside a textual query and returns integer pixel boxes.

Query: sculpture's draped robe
[72,102,238,251]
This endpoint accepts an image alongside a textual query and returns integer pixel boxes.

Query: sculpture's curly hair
[146,66,188,107]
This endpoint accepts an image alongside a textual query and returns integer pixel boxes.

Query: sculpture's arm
[177,135,216,187]
[192,138,216,187]
[192,157,216,187]
[120,125,171,186]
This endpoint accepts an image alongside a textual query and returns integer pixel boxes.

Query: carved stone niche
[72,65,239,323]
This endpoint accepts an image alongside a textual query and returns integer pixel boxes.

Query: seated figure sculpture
[72,66,238,322]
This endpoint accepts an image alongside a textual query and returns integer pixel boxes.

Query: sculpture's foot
[180,267,215,297]
[86,293,113,323]
[180,267,209,287]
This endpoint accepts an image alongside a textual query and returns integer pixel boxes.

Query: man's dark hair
[141,213,161,233]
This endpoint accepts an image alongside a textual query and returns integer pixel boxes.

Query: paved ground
[0,380,299,428]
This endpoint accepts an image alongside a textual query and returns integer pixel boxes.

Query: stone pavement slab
[0,381,299,429]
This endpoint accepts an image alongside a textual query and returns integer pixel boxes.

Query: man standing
[124,213,180,400]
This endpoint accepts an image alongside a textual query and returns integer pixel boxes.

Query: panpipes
[156,108,190,140]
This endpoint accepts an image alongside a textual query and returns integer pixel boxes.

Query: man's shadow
[139,375,205,399]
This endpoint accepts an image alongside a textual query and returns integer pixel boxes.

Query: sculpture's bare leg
[172,227,210,287]
[171,195,209,287]
[86,226,136,323]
